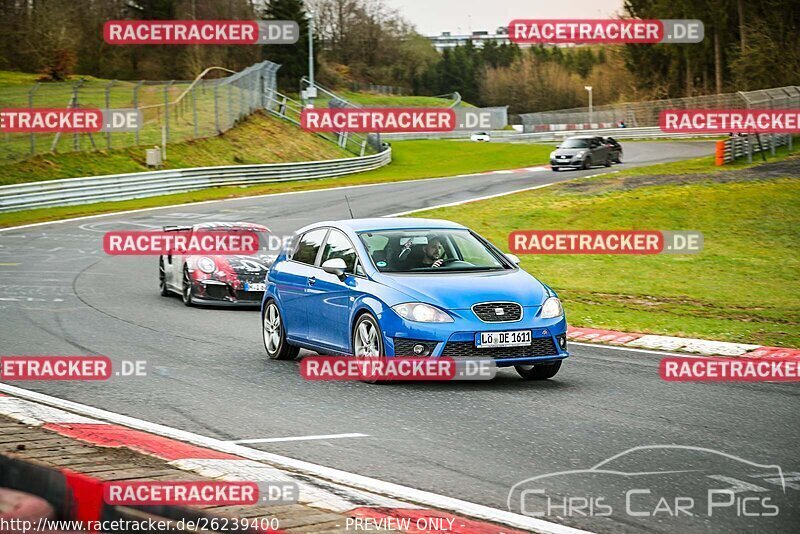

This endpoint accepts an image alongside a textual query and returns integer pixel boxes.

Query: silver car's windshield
[560,138,590,148]
[358,229,509,273]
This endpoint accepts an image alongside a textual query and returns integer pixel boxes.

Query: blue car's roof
[301,218,467,233]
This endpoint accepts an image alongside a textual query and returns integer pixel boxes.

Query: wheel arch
[348,297,388,354]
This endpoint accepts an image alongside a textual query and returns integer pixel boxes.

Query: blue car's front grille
[441,337,559,359]
[472,302,523,322]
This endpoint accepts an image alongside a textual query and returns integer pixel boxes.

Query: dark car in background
[550,135,613,170]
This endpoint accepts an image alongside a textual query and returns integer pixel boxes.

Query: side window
[320,230,358,274]
[293,228,328,265]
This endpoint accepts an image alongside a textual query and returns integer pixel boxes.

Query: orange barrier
[715,140,726,165]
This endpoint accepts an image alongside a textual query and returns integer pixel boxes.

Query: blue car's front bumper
[379,306,569,367]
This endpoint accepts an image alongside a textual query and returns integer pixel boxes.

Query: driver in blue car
[398,234,445,269]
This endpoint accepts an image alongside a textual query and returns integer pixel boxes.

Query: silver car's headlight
[549,151,556,158]
[392,303,453,323]
[575,151,586,158]
[540,297,563,319]
[197,257,216,274]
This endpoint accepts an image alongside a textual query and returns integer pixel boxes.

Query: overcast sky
[381,0,625,36]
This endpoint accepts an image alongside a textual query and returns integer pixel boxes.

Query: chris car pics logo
[508,445,789,522]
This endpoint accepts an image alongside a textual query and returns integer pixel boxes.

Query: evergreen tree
[260,0,313,91]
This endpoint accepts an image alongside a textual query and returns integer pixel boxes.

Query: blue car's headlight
[392,303,453,323]
[540,297,563,319]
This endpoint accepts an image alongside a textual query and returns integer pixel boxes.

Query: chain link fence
[0,61,279,164]
[519,86,800,130]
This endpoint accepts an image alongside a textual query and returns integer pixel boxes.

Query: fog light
[413,344,426,355]
[557,334,567,350]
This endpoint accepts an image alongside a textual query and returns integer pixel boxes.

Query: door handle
[307,276,316,286]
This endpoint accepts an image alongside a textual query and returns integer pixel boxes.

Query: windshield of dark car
[358,229,509,273]
[560,139,589,148]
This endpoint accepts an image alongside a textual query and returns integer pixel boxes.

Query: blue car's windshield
[358,229,509,273]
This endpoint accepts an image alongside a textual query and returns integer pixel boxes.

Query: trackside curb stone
[566,326,799,358]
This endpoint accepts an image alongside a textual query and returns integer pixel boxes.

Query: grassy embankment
[407,151,800,347]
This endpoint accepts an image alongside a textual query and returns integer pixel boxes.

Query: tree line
[0,0,797,114]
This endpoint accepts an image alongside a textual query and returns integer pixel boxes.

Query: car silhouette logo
[494,308,505,315]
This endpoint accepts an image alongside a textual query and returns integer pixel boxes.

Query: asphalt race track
[1,141,798,533]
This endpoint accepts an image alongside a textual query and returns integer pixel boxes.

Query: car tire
[615,153,622,164]
[181,266,194,306]
[582,157,591,170]
[551,167,559,172]
[159,257,169,296]
[352,313,387,384]
[263,300,299,360]
[604,154,612,167]
[515,361,562,380]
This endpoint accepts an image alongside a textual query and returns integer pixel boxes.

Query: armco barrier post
[715,140,726,165]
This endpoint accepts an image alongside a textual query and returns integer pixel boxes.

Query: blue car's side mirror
[322,258,348,278]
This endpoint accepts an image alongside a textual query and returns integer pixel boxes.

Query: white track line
[228,433,369,444]
[0,384,593,534]
[0,168,547,233]
[385,172,609,217]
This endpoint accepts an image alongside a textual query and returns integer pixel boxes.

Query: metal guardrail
[381,126,723,142]
[715,134,792,165]
[0,148,392,212]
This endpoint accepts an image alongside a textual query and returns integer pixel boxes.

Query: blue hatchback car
[261,218,569,380]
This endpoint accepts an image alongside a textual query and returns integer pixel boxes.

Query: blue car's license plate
[475,330,531,348]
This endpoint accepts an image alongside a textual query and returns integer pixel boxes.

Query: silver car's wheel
[263,301,299,360]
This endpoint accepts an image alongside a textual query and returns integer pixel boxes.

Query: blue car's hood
[376,268,547,309]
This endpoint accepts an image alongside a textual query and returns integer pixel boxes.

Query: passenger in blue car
[397,234,445,270]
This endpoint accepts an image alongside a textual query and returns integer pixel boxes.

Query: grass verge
[408,156,800,347]
[0,140,551,228]
[0,112,349,185]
